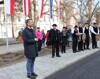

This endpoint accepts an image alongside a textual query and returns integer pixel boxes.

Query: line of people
[72,23,100,53]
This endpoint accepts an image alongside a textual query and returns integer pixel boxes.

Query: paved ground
[0,44,23,55]
[0,41,100,79]
[45,50,100,79]
[0,38,22,46]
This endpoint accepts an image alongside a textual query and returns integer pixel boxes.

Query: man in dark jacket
[48,24,61,58]
[72,25,78,53]
[84,23,90,50]
[60,27,67,53]
[90,23,99,49]
[78,23,84,51]
[22,19,38,78]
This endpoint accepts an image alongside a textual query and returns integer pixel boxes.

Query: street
[45,50,100,79]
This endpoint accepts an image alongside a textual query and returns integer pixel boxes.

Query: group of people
[22,18,100,78]
[47,24,70,58]
[72,23,100,53]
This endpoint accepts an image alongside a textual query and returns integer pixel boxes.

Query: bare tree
[71,0,100,24]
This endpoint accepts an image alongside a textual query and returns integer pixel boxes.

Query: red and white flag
[23,0,31,16]
[58,0,62,20]
[37,0,45,18]
[4,0,15,15]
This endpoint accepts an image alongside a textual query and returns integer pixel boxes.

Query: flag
[37,0,45,18]
[4,0,15,15]
[49,0,53,19]
[58,0,62,20]
[23,0,31,16]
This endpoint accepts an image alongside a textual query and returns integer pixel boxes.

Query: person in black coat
[72,25,78,53]
[60,27,67,53]
[78,23,84,51]
[48,24,61,58]
[22,19,38,78]
[84,23,90,50]
[90,23,99,49]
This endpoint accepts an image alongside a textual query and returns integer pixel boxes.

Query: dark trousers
[52,43,60,57]
[72,38,78,53]
[92,36,97,48]
[61,45,66,53]
[26,58,35,76]
[38,40,42,52]
[85,36,90,49]
[78,40,83,51]
[42,38,45,46]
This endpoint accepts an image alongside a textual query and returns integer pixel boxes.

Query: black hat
[63,27,66,29]
[37,27,40,29]
[94,23,96,25]
[52,24,57,27]
[74,25,77,28]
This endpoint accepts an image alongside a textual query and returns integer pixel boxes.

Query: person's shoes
[64,51,66,53]
[56,55,61,57]
[32,72,38,77]
[27,75,32,78]
[81,49,84,51]
[84,48,86,50]
[77,50,80,52]
[52,56,55,58]
[96,47,99,48]
[73,51,76,53]
[87,48,90,50]
[61,52,63,53]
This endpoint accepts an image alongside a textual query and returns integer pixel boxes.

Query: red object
[58,0,63,20]
[40,0,44,18]
[19,35,22,41]
[46,33,49,42]
[23,0,30,16]
[10,0,15,15]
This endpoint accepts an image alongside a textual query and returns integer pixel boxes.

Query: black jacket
[60,31,67,46]
[22,27,38,58]
[48,29,61,45]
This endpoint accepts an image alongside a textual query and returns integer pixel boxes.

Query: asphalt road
[45,50,100,79]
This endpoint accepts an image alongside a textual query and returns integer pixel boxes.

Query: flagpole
[49,0,53,29]
[37,0,41,28]
[49,18,52,29]
[4,13,9,51]
[58,0,60,30]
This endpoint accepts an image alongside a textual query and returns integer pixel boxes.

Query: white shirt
[90,26,99,34]
[71,28,78,34]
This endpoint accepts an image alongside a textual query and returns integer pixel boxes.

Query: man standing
[84,23,90,50]
[90,23,99,49]
[48,24,61,58]
[22,19,38,78]
[78,23,84,51]
[60,27,67,53]
[72,25,78,53]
